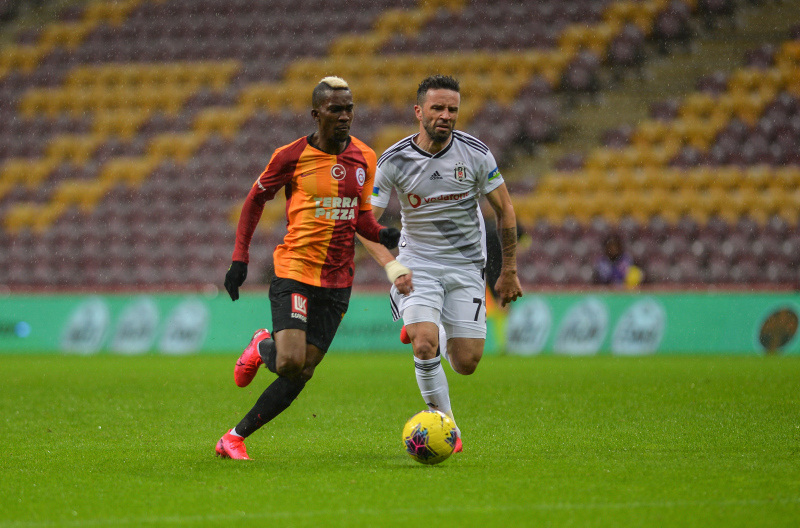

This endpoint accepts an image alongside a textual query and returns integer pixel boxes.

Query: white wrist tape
[384,260,410,283]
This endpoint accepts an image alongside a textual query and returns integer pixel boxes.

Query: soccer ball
[402,410,457,465]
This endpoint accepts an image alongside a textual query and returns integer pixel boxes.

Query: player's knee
[412,337,439,360]
[452,356,479,375]
[276,355,304,377]
[449,345,482,375]
[298,364,317,382]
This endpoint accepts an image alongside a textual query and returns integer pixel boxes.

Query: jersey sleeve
[478,149,504,196]
[231,145,298,263]
[252,146,298,203]
[360,145,378,211]
[371,160,394,209]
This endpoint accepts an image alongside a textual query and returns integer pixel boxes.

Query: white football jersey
[372,130,504,269]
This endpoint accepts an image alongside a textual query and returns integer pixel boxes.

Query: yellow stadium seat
[18,89,51,117]
[83,0,140,25]
[39,21,96,50]
[556,173,589,194]
[286,58,325,82]
[689,190,713,223]
[45,134,104,165]
[53,179,110,212]
[100,157,158,187]
[147,133,204,163]
[680,93,716,120]
[783,69,800,98]
[772,166,800,191]
[718,189,746,224]
[331,33,385,57]
[93,109,150,140]
[631,188,660,223]
[730,92,768,125]
[564,194,594,224]
[632,120,667,147]
[511,195,541,223]
[0,45,44,73]
[739,165,770,192]
[3,202,40,233]
[777,41,800,69]
[118,65,146,88]
[675,186,700,213]
[774,188,800,223]
[758,188,782,222]
[585,148,617,171]
[617,188,640,219]
[683,118,721,150]
[239,83,275,112]
[194,107,250,139]
[708,166,743,191]
[536,174,564,194]
[677,167,712,192]
[588,190,617,223]
[579,169,604,192]
[153,86,191,115]
[372,125,416,156]
[65,65,96,88]
[2,158,57,188]
[728,69,761,95]
[640,167,682,192]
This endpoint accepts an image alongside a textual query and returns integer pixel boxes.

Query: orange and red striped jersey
[232,135,381,288]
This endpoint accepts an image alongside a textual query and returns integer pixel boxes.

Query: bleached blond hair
[319,76,349,89]
[312,76,351,108]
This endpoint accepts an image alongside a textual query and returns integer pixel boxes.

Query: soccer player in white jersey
[364,75,523,452]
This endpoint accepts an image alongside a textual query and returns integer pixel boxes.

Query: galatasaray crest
[454,162,467,182]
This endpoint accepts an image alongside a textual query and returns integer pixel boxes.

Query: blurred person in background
[215,76,409,460]
[593,233,643,288]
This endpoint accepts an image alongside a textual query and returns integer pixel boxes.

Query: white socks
[229,427,243,438]
[438,323,450,366]
[414,354,461,438]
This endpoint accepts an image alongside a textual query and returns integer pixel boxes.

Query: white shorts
[389,256,486,340]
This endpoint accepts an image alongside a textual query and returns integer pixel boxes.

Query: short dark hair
[416,75,460,105]
[312,76,350,109]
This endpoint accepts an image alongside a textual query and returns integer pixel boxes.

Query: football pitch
[2,353,798,527]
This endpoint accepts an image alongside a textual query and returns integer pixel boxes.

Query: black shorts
[269,276,351,353]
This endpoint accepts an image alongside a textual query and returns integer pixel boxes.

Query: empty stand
[0,0,796,290]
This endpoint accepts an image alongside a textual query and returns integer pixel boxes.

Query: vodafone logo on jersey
[331,164,346,180]
[407,192,469,208]
[291,293,308,322]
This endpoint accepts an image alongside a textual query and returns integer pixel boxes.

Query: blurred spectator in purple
[594,233,642,287]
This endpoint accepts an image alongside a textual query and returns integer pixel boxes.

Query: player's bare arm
[357,205,414,295]
[485,183,523,307]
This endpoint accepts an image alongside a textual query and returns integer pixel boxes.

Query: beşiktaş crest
[454,162,467,182]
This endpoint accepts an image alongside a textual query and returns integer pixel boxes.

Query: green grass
[1,354,799,527]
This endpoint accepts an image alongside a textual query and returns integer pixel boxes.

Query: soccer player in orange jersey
[215,77,411,460]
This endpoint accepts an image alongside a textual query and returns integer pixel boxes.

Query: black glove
[224,261,248,301]
[379,227,401,250]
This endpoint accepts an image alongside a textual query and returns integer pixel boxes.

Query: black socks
[233,376,307,438]
[258,338,278,374]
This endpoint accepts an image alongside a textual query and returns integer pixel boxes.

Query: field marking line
[3,497,800,527]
